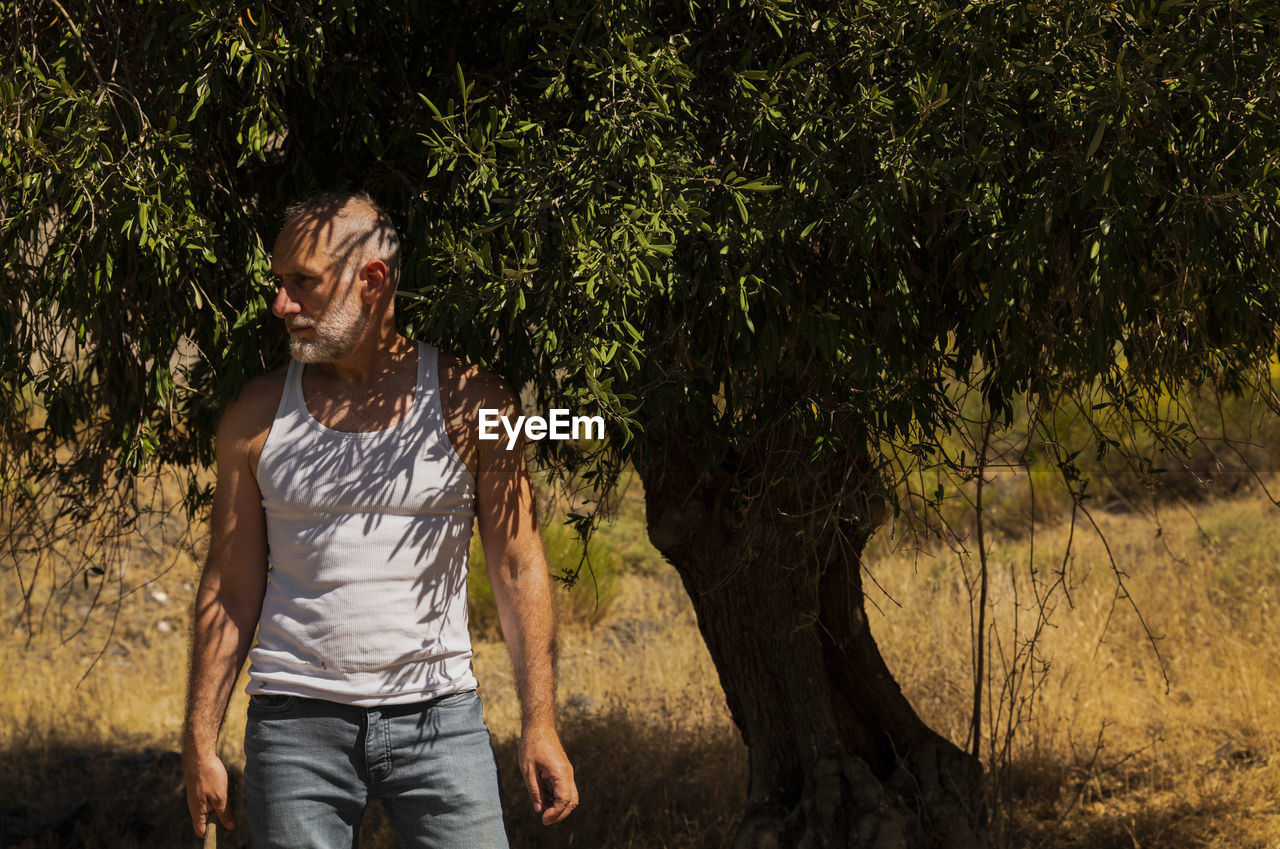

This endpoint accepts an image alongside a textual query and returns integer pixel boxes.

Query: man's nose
[271,285,301,318]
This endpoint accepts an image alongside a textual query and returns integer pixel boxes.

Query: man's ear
[360,260,389,303]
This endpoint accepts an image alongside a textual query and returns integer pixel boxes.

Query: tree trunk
[636,434,983,849]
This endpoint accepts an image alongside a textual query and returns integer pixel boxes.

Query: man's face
[269,222,370,363]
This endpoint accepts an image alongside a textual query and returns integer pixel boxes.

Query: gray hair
[282,190,402,290]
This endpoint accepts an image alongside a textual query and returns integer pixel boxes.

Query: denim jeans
[243,689,510,849]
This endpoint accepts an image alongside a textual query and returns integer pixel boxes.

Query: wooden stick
[204,821,217,849]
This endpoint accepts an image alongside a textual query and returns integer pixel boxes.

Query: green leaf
[1086,117,1108,158]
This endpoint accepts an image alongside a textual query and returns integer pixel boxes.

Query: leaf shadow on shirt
[256,354,489,690]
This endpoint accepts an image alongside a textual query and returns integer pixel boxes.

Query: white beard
[288,289,370,363]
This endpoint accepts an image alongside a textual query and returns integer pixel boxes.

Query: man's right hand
[184,752,237,837]
[181,385,273,839]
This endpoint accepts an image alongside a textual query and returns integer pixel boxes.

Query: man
[182,191,577,847]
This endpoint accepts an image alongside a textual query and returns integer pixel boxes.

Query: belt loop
[382,710,393,778]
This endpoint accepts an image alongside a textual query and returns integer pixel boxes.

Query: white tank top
[246,341,479,706]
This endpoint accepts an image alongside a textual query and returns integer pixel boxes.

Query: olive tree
[4,1,1279,846]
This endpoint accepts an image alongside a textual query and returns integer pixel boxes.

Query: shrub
[468,518,623,639]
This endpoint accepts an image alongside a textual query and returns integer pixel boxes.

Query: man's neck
[306,327,415,386]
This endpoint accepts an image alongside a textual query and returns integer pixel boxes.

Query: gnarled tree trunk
[636,431,983,849]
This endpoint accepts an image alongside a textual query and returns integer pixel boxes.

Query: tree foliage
[2,0,1278,618]
[5,2,1280,843]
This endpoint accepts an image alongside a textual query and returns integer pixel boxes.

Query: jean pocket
[247,693,299,715]
[429,689,478,708]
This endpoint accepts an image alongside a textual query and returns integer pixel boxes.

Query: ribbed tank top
[246,341,479,706]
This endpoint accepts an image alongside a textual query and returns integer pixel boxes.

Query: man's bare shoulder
[217,366,289,462]
[437,353,521,479]
[437,353,518,415]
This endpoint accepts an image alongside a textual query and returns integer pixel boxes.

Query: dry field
[2,472,1279,848]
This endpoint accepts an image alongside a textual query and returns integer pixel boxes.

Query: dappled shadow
[249,340,508,695]
[1013,794,1247,849]
[368,714,1273,849]
[0,741,246,848]
[250,194,531,699]
[3,728,1263,848]
[354,706,746,849]
[1002,754,1274,849]
[493,709,747,849]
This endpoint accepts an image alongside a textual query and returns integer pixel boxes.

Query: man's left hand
[518,726,578,825]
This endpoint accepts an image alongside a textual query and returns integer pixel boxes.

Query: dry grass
[870,484,1280,848]
[3,473,1280,848]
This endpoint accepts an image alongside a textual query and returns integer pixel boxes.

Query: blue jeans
[243,689,510,849]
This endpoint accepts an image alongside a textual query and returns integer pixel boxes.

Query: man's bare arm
[472,374,579,825]
[182,391,272,838]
